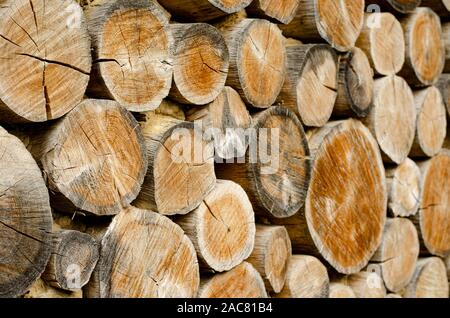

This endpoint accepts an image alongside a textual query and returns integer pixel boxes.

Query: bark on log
[279,0,365,52]
[364,75,416,164]
[23,278,82,298]
[215,107,311,218]
[84,0,173,112]
[356,13,405,76]
[365,0,421,14]
[370,218,420,292]
[169,23,229,105]
[157,0,253,22]
[217,19,286,108]
[410,87,447,157]
[339,271,387,298]
[444,23,450,73]
[90,206,200,298]
[404,257,449,298]
[436,74,450,116]
[175,180,255,272]
[276,44,338,127]
[274,255,329,298]
[271,119,386,274]
[134,114,216,216]
[414,150,450,257]
[19,99,147,216]
[329,282,356,298]
[246,225,292,293]
[42,230,99,291]
[399,8,445,87]
[0,126,53,297]
[0,0,91,123]
[334,47,374,118]
[420,0,450,18]
[198,262,268,298]
[386,158,421,217]
[186,86,251,160]
[246,0,301,24]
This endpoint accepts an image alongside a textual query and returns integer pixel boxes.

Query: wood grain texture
[246,0,301,24]
[356,13,405,76]
[370,218,420,292]
[274,255,329,298]
[0,126,52,297]
[218,18,286,108]
[0,0,91,122]
[176,180,255,272]
[386,158,421,217]
[364,75,416,164]
[198,262,268,298]
[410,87,447,158]
[90,207,200,298]
[339,271,387,298]
[18,99,147,216]
[276,44,338,127]
[169,23,229,105]
[334,47,374,118]
[134,113,216,216]
[247,225,292,293]
[215,107,311,218]
[84,0,173,112]
[399,7,445,87]
[329,282,356,298]
[404,257,449,298]
[279,0,365,52]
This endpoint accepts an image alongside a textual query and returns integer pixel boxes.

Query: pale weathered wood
[386,293,402,298]
[217,18,286,108]
[176,180,255,272]
[436,74,450,116]
[89,206,199,298]
[42,230,99,291]
[334,47,374,118]
[365,0,421,14]
[84,0,173,112]
[410,87,447,157]
[364,75,416,164]
[386,158,421,217]
[169,23,229,105]
[247,225,292,294]
[246,0,300,24]
[0,126,53,297]
[329,282,356,298]
[370,218,420,292]
[274,255,329,298]
[276,44,338,127]
[399,7,445,87]
[279,0,365,52]
[134,113,216,216]
[421,0,450,18]
[215,107,311,218]
[158,0,253,22]
[198,262,268,298]
[413,150,450,257]
[356,13,405,76]
[0,0,91,122]
[186,86,251,160]
[404,257,449,298]
[272,119,386,274]
[18,99,147,216]
[22,278,82,298]
[340,271,387,298]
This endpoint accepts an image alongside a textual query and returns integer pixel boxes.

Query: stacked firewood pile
[0,0,449,298]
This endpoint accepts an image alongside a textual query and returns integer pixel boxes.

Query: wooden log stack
[0,0,449,299]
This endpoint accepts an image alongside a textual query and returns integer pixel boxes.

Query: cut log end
[85,0,173,112]
[411,87,447,158]
[341,271,387,298]
[170,23,229,105]
[371,218,420,293]
[329,283,356,298]
[246,0,301,24]
[274,255,329,298]
[0,0,91,122]
[176,180,255,272]
[306,119,387,274]
[386,158,421,217]
[0,126,53,298]
[404,257,449,298]
[198,262,268,298]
